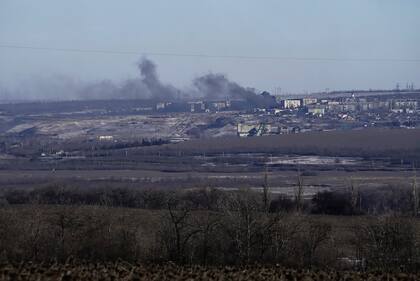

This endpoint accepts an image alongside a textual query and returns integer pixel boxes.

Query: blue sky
[0,0,419,97]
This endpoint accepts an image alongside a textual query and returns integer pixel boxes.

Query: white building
[99,135,114,141]
[237,123,276,137]
[282,99,301,109]
[302,98,318,106]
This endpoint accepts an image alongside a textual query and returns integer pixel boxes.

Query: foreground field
[1,204,419,270]
[1,262,419,281]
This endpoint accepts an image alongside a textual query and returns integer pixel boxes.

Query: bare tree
[20,206,51,261]
[412,166,418,217]
[349,177,360,215]
[354,216,417,270]
[220,189,263,263]
[262,165,270,213]
[158,193,198,263]
[299,220,332,267]
[190,212,220,265]
[269,214,301,264]
[295,172,304,213]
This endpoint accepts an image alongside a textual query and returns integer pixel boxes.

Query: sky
[0,0,419,99]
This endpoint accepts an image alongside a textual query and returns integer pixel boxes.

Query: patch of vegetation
[1,263,419,280]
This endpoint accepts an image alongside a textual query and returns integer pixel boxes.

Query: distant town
[153,88,420,138]
[1,88,419,148]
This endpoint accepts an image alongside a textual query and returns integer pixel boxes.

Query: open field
[165,128,420,158]
[1,128,419,173]
[0,169,415,197]
[1,128,418,207]
[2,113,236,140]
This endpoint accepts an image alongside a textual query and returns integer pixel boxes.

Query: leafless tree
[219,188,263,263]
[50,206,83,261]
[349,177,360,215]
[412,166,418,217]
[295,172,304,213]
[158,193,199,263]
[299,219,332,267]
[354,216,417,270]
[268,214,301,264]
[21,206,50,261]
[262,165,270,213]
[189,212,220,265]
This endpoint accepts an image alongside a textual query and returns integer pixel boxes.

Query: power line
[1,43,420,63]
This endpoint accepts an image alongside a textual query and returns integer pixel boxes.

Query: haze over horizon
[1,0,419,100]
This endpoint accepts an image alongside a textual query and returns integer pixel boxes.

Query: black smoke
[81,58,177,101]
[1,58,274,106]
[137,58,178,101]
[193,73,276,107]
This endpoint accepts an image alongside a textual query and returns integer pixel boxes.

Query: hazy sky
[1,0,419,97]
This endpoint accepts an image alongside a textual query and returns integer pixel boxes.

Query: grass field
[0,169,414,194]
[165,128,420,158]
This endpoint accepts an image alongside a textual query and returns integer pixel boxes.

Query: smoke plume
[137,58,177,101]
[1,57,274,106]
[80,58,177,101]
[193,73,275,107]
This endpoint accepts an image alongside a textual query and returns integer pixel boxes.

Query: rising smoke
[80,57,177,101]
[193,73,275,107]
[1,58,274,106]
[137,58,178,101]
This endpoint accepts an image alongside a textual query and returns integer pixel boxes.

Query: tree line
[1,183,418,216]
[0,186,420,271]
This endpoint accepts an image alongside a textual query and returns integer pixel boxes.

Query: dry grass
[165,128,420,158]
[1,262,419,280]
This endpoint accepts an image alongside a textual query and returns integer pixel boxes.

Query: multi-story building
[307,105,325,115]
[392,100,418,111]
[282,99,302,109]
[206,101,229,111]
[302,98,318,106]
[188,101,205,112]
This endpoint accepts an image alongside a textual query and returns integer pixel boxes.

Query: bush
[311,191,353,215]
